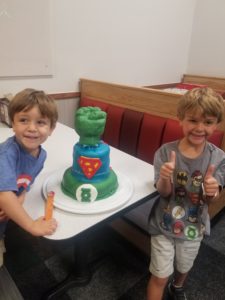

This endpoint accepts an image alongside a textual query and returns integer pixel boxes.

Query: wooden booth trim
[183,74,225,91]
[80,78,225,151]
[49,92,80,100]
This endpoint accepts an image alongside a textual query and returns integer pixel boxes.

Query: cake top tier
[75,106,106,146]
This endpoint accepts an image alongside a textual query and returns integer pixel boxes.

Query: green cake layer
[61,167,118,202]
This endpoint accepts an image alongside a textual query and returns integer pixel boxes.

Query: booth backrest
[80,97,224,164]
[79,78,225,226]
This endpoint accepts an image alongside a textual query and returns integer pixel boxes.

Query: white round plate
[42,169,133,214]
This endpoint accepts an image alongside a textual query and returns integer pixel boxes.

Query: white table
[0,122,156,240]
[0,122,157,299]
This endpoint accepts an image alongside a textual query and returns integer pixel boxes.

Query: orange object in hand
[45,191,55,220]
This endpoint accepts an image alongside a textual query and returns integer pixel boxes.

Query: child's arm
[0,191,57,236]
[0,209,8,222]
[156,151,176,197]
[0,191,27,222]
[18,191,26,205]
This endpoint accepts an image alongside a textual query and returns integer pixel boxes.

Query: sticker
[175,186,186,203]
[177,171,188,186]
[184,225,199,240]
[161,214,172,231]
[200,224,206,235]
[17,174,32,194]
[172,206,185,219]
[161,206,172,231]
[173,220,184,236]
[187,206,198,223]
[188,191,200,205]
[191,170,203,188]
[76,184,98,202]
[17,174,32,189]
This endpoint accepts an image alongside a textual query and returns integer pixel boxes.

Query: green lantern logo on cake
[61,106,118,202]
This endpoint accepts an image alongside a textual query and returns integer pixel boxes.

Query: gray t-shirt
[149,141,225,241]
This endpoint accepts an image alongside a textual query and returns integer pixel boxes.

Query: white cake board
[42,169,133,214]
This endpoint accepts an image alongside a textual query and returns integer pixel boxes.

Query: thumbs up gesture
[160,151,176,181]
[203,165,219,199]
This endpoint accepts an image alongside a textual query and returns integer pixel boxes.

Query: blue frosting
[72,141,110,182]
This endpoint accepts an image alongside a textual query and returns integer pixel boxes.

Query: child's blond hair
[9,89,58,128]
[177,87,224,123]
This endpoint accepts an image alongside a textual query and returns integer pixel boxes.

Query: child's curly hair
[9,89,58,128]
[177,87,224,123]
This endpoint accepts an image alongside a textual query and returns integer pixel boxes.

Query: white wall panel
[0,0,196,95]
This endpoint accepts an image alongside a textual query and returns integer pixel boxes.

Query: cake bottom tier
[61,167,118,202]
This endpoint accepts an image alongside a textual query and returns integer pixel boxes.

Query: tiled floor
[4,222,149,300]
[3,211,225,300]
[0,266,23,300]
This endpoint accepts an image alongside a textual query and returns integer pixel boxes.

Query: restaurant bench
[79,78,225,254]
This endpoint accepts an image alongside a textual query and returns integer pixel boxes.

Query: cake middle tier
[72,141,110,182]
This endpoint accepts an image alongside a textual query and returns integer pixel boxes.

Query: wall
[55,97,79,128]
[0,0,196,96]
[0,0,52,78]
[187,0,225,77]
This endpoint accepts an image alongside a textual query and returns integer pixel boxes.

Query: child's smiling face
[12,105,54,157]
[180,109,218,146]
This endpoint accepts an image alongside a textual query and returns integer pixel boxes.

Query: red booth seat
[80,97,224,165]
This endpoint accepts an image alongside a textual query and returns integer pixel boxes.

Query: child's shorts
[149,234,202,278]
[0,239,6,267]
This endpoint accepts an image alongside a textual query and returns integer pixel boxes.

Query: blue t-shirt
[0,136,46,237]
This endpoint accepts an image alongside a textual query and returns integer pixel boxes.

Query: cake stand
[42,169,133,214]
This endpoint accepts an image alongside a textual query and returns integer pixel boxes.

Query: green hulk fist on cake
[75,106,106,146]
[61,106,118,202]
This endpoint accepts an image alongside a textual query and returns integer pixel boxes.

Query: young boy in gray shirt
[147,87,225,300]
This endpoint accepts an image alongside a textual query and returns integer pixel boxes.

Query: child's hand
[203,165,219,199]
[160,151,176,180]
[30,217,57,236]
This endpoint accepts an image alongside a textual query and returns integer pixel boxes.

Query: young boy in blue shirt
[147,87,225,300]
[0,88,58,267]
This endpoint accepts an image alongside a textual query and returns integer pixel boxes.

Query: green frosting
[61,106,118,202]
[61,167,118,201]
[75,106,106,145]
